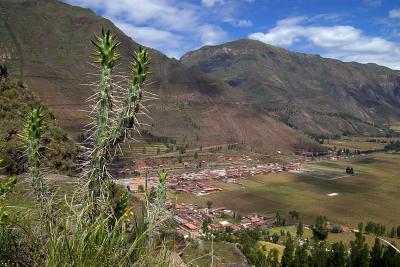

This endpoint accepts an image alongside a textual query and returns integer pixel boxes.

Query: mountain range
[181,40,400,136]
[2,0,399,153]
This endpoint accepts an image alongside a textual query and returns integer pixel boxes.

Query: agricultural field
[389,121,400,133]
[173,153,400,228]
[322,137,394,151]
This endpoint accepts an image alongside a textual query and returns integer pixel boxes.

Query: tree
[382,243,400,266]
[293,244,309,267]
[313,216,328,240]
[310,241,329,267]
[349,224,370,267]
[281,234,295,267]
[271,233,280,244]
[296,221,304,238]
[206,200,213,209]
[329,242,348,267]
[289,210,300,221]
[390,227,397,238]
[275,210,281,225]
[370,238,383,267]
[194,151,198,159]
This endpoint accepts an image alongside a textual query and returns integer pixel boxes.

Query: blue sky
[63,0,400,69]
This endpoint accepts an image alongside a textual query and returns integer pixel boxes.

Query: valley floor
[173,152,400,228]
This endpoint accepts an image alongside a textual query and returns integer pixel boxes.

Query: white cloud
[389,9,400,19]
[115,21,182,58]
[249,17,400,69]
[237,19,253,27]
[63,0,228,58]
[199,25,227,45]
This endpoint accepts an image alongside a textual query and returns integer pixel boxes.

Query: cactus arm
[108,47,150,145]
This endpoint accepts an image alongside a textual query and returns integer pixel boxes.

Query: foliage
[0,163,17,224]
[349,224,370,267]
[281,233,294,267]
[296,221,303,237]
[384,140,400,152]
[313,216,329,240]
[0,80,77,175]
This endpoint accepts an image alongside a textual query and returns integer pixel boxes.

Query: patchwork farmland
[173,153,400,228]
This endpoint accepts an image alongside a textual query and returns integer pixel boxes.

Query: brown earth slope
[181,39,400,136]
[0,0,317,153]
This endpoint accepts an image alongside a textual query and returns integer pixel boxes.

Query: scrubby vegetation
[0,29,172,266]
[0,78,77,175]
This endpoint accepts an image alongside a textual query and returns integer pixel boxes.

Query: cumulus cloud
[199,24,227,45]
[389,9,400,19]
[63,0,228,58]
[249,16,400,69]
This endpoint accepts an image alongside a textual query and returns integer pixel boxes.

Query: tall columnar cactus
[22,107,47,200]
[87,29,150,206]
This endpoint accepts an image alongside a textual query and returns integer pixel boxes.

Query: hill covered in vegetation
[0,76,77,175]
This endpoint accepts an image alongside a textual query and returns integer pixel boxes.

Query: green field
[173,153,400,228]
[323,137,393,151]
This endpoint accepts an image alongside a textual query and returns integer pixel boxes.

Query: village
[111,152,362,240]
[114,154,302,196]
[166,201,278,238]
